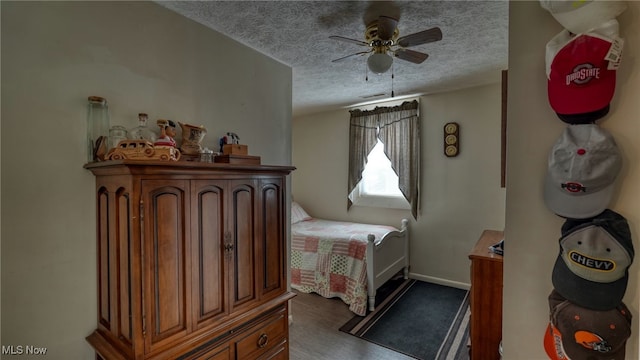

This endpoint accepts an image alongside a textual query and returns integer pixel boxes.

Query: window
[347,100,420,218]
[349,140,410,210]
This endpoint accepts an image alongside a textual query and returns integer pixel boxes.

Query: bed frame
[365,218,410,311]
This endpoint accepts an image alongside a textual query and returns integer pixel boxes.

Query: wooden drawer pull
[257,333,268,348]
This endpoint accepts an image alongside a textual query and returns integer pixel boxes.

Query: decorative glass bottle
[86,96,110,162]
[109,125,128,150]
[128,113,157,143]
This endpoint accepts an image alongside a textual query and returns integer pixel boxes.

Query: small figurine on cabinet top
[106,139,181,161]
[227,132,240,144]
[179,122,207,156]
[219,132,241,152]
[155,119,177,148]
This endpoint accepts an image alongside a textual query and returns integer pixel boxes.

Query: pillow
[291,202,312,224]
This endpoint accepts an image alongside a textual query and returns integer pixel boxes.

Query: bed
[290,202,409,316]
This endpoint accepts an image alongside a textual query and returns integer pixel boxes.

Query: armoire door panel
[192,182,227,327]
[116,189,133,347]
[97,187,111,330]
[153,192,184,334]
[230,182,256,309]
[260,180,283,296]
[142,181,190,351]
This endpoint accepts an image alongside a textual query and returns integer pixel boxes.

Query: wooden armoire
[85,160,295,360]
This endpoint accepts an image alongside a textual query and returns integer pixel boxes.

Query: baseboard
[408,273,471,291]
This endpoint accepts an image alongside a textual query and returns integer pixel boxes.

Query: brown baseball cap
[544,289,632,360]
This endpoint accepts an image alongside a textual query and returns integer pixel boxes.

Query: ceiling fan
[330,15,442,74]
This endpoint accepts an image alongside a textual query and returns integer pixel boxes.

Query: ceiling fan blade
[329,35,369,47]
[394,49,429,64]
[377,16,398,41]
[396,27,443,47]
[331,50,372,63]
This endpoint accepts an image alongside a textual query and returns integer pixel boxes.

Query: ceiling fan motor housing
[365,22,399,46]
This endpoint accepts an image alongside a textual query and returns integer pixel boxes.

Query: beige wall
[1,2,291,359]
[293,83,507,287]
[503,2,639,358]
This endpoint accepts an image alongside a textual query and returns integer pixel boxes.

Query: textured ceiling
[159,1,509,117]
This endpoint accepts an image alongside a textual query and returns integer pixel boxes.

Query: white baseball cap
[539,0,627,34]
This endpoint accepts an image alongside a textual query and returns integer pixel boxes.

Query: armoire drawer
[234,309,287,359]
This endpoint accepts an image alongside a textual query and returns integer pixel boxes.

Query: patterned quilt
[290,218,397,315]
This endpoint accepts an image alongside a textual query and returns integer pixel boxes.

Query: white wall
[293,83,506,287]
[1,2,292,359]
[503,2,639,358]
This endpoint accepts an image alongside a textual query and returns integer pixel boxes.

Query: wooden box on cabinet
[468,230,503,360]
[222,144,248,155]
[84,160,295,360]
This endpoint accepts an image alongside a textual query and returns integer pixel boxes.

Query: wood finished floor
[288,290,414,360]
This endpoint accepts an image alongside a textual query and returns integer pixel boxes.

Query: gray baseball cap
[544,124,621,219]
[552,209,634,310]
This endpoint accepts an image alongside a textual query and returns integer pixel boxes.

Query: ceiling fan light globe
[367,53,393,74]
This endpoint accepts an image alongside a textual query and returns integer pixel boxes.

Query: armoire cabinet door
[191,180,227,329]
[228,180,258,314]
[141,179,191,354]
[258,178,286,300]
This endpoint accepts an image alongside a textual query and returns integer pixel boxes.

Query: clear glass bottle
[109,125,128,150]
[199,148,214,163]
[128,113,157,143]
[87,96,110,162]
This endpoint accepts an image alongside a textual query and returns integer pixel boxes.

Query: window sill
[351,194,411,210]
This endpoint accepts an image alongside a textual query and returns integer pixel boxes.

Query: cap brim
[552,253,628,311]
[556,104,610,124]
[544,322,567,360]
[544,172,614,219]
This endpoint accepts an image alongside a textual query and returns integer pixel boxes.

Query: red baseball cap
[546,20,619,122]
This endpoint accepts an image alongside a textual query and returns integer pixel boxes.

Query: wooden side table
[468,229,504,360]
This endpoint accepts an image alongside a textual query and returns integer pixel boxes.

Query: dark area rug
[340,279,470,360]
